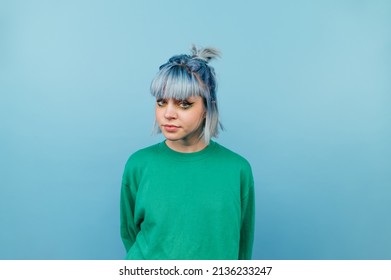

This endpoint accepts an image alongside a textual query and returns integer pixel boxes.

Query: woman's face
[155,96,206,147]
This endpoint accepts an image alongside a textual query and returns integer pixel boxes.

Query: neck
[165,138,207,153]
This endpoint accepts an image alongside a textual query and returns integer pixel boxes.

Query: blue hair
[150,45,223,144]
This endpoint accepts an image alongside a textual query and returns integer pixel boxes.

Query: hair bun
[168,54,191,65]
[191,45,221,63]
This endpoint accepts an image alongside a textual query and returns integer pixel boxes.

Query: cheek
[155,108,163,121]
[193,111,206,125]
[155,106,163,115]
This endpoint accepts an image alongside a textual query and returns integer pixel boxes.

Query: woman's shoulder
[130,143,160,158]
[124,143,161,168]
[213,142,252,169]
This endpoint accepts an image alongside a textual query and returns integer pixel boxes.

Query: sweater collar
[158,140,217,161]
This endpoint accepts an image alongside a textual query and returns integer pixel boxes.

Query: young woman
[120,46,255,260]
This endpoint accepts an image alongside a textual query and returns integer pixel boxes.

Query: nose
[164,103,177,119]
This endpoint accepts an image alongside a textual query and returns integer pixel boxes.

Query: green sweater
[120,141,255,260]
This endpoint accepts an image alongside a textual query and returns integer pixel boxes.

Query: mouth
[163,125,180,128]
[162,124,180,132]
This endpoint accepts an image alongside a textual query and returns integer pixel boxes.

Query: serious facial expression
[155,96,206,146]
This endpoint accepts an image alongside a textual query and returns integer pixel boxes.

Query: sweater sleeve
[238,167,255,260]
[120,171,139,252]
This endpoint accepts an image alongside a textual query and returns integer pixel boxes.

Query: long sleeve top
[120,141,255,260]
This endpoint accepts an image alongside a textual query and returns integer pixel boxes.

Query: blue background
[1,0,390,259]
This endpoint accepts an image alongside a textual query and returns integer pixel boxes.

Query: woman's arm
[239,188,255,259]
[120,181,138,252]
[239,166,255,260]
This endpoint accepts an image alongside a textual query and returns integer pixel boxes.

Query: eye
[178,100,193,109]
[156,99,167,107]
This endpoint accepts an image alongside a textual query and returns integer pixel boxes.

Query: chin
[162,134,180,141]
[165,137,181,142]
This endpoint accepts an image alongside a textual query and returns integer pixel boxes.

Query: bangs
[151,65,205,100]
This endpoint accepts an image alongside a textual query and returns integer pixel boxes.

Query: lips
[163,125,180,132]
